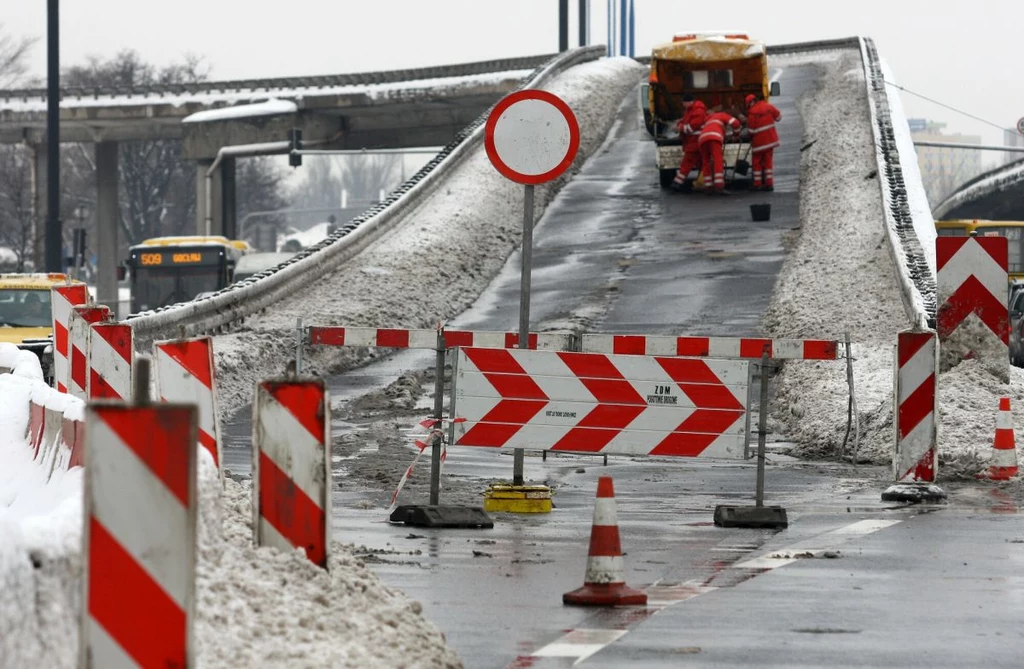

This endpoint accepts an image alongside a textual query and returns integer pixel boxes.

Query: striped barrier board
[936,236,1008,379]
[582,334,839,360]
[88,322,133,400]
[894,330,937,482]
[253,376,331,569]
[80,403,197,668]
[68,305,111,399]
[154,337,222,470]
[309,326,572,351]
[51,283,89,392]
[452,347,750,459]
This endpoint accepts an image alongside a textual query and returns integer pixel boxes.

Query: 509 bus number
[139,253,163,266]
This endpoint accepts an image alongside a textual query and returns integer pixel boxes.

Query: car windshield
[0,288,53,328]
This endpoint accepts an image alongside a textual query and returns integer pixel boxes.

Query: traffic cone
[563,477,647,607]
[981,397,1019,481]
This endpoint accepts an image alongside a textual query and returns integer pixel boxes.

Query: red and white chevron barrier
[67,304,111,399]
[309,325,572,351]
[253,377,331,568]
[154,337,221,469]
[50,284,88,392]
[894,330,937,482]
[88,322,133,400]
[81,402,198,667]
[453,347,749,458]
[936,236,1009,377]
[582,334,839,360]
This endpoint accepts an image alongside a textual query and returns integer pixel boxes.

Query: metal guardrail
[125,45,608,345]
[0,53,558,103]
[860,37,936,329]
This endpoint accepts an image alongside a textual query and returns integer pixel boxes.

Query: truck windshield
[131,266,222,312]
[0,288,53,328]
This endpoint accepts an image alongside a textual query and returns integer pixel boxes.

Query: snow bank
[209,57,647,415]
[182,98,298,123]
[762,51,908,464]
[0,342,44,380]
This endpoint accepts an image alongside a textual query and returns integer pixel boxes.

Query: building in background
[909,118,983,206]
[1003,127,1024,166]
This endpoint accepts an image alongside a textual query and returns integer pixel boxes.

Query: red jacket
[747,100,782,152]
[698,112,741,145]
[676,101,707,152]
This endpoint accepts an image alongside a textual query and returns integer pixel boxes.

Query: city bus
[124,236,251,314]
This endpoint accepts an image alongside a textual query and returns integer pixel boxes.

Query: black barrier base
[881,482,947,504]
[713,505,789,529]
[389,505,494,529]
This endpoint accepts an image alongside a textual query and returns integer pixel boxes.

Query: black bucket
[750,203,771,222]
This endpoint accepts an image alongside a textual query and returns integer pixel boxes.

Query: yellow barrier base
[482,484,553,514]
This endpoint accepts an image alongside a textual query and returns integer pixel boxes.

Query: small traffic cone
[563,477,647,607]
[981,397,1019,481]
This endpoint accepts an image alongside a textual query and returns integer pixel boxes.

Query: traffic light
[288,128,303,167]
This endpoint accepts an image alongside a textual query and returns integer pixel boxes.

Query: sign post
[485,89,580,503]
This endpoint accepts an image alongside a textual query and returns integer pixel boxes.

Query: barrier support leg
[713,351,788,528]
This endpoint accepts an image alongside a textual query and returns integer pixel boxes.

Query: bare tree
[236,156,287,245]
[339,154,402,203]
[0,24,35,88]
[0,145,35,270]
[289,158,342,212]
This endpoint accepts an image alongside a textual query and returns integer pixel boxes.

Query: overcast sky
[5,0,1021,153]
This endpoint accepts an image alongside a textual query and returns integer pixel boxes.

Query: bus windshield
[131,265,222,312]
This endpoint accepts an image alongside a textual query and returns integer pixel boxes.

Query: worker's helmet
[745,94,756,108]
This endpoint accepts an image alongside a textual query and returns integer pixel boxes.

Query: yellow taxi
[0,273,83,363]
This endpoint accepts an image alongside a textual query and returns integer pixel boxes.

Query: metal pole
[619,0,627,56]
[513,185,535,486]
[628,0,635,57]
[607,0,613,57]
[295,317,303,374]
[134,355,151,404]
[578,0,587,46]
[912,140,1024,153]
[842,331,854,458]
[559,0,569,52]
[755,351,770,508]
[430,329,446,505]
[45,0,62,272]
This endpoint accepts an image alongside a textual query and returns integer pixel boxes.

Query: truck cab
[0,273,83,381]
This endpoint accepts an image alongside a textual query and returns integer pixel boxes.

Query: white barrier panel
[88,322,133,400]
[452,348,750,459]
[253,376,330,569]
[68,305,111,399]
[80,403,197,668]
[893,330,937,482]
[154,336,221,471]
[51,283,88,392]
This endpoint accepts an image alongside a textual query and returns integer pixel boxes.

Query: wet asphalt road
[221,61,1024,668]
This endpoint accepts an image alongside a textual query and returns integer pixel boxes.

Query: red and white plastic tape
[582,334,839,360]
[309,326,572,351]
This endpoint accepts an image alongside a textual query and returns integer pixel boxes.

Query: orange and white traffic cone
[980,397,1019,481]
[563,477,647,607]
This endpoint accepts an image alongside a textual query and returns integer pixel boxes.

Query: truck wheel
[659,169,677,188]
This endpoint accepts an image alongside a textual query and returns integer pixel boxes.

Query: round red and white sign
[1017,116,1024,136]
[485,90,580,185]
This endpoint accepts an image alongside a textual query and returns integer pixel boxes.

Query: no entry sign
[485,90,580,185]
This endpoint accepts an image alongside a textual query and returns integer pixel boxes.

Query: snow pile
[209,57,646,415]
[182,98,298,123]
[0,342,44,379]
[762,50,908,464]
[0,383,461,668]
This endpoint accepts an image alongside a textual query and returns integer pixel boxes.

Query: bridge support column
[196,159,223,236]
[31,143,47,270]
[95,141,119,313]
[221,157,237,240]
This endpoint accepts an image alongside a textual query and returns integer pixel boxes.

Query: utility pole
[579,0,588,46]
[46,0,62,272]
[559,0,569,52]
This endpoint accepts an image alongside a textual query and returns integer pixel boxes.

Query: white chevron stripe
[258,515,299,554]
[254,386,327,506]
[938,241,1007,299]
[87,415,192,609]
[897,411,934,477]
[898,337,935,404]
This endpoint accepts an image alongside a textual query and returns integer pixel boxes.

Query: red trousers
[752,149,775,188]
[674,149,702,184]
[699,141,725,190]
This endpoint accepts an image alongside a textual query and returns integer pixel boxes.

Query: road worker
[698,109,741,194]
[745,93,782,191]
[672,93,707,191]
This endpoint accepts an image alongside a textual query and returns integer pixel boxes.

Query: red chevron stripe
[198,428,219,466]
[158,339,214,389]
[900,447,935,482]
[71,345,87,391]
[262,381,324,441]
[89,369,123,400]
[93,323,132,363]
[898,374,935,440]
[655,357,721,384]
[936,236,969,271]
[88,518,186,668]
[898,331,933,368]
[100,406,191,506]
[259,451,327,567]
[54,321,69,357]
[937,275,1009,345]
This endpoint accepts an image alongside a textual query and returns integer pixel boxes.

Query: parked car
[1009,281,1024,366]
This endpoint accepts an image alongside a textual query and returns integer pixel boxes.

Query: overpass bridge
[933,157,1024,221]
[0,54,548,303]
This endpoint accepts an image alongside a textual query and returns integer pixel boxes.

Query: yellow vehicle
[124,236,252,314]
[640,31,780,188]
[934,220,1024,281]
[0,273,83,379]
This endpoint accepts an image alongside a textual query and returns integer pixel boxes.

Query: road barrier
[936,236,1008,379]
[452,347,750,459]
[50,283,88,392]
[307,325,573,353]
[582,334,839,360]
[80,401,198,668]
[893,330,937,482]
[154,336,222,470]
[253,375,331,569]
[88,322,133,400]
[67,304,111,399]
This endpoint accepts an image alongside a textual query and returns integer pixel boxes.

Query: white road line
[734,518,902,570]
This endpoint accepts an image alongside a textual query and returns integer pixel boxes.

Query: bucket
[750,203,771,222]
